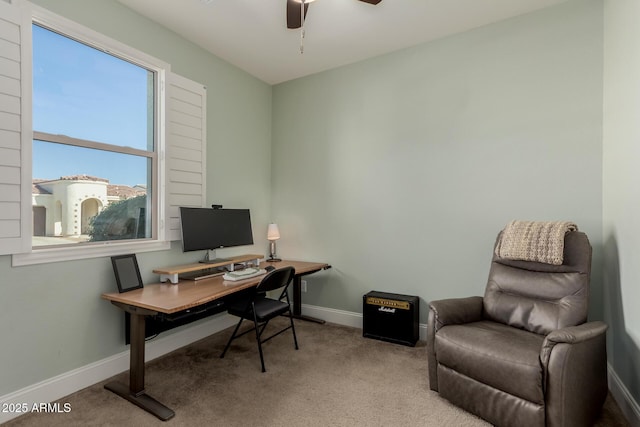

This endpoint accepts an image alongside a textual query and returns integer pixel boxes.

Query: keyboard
[180,268,225,281]
[222,267,265,282]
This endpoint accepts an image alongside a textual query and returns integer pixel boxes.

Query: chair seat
[227,297,290,321]
[221,266,298,372]
[435,320,545,404]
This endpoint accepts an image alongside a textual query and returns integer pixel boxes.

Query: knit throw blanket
[495,220,578,265]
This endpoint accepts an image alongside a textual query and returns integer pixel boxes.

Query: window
[0,2,207,265]
[31,24,157,248]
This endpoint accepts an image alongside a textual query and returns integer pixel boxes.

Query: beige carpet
[5,319,629,426]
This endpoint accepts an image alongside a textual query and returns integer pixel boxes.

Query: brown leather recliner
[427,231,608,427]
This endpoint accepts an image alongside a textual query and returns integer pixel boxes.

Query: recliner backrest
[483,231,591,335]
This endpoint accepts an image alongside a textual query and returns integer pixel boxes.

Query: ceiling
[117,0,570,85]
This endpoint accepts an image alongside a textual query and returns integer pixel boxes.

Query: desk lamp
[267,223,281,262]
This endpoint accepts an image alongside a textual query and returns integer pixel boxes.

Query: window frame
[12,4,171,266]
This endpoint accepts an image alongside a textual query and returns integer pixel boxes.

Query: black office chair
[220,266,298,372]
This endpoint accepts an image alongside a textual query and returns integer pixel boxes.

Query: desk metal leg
[104,312,175,421]
[292,275,325,324]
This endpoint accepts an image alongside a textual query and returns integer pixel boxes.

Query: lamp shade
[267,223,280,241]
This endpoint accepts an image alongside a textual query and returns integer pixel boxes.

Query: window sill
[12,240,171,267]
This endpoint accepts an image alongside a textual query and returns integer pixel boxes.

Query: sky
[32,24,152,187]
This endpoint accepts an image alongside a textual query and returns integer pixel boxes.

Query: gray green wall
[0,0,272,396]
[272,0,603,318]
[3,0,638,420]
[603,0,640,412]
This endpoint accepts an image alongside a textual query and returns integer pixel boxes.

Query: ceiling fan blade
[358,0,382,4]
[287,0,309,29]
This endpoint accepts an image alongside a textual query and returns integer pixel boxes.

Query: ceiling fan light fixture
[287,0,380,31]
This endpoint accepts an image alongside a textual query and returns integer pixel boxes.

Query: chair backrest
[483,231,592,335]
[256,266,296,294]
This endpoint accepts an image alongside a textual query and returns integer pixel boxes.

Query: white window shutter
[165,72,206,241]
[0,0,31,255]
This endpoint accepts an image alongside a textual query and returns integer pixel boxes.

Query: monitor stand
[199,258,230,264]
[200,250,230,265]
[155,254,263,283]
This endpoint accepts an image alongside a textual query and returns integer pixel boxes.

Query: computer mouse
[265,265,276,272]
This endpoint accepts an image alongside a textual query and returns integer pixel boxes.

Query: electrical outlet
[301,280,307,293]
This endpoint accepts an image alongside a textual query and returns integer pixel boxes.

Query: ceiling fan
[286,0,382,29]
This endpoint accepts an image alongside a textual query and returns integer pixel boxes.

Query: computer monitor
[179,207,254,254]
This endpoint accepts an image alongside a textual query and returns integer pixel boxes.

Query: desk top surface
[101,260,329,314]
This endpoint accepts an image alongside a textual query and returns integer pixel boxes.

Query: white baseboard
[0,313,237,424]
[4,305,634,426]
[301,304,363,328]
[608,363,640,426]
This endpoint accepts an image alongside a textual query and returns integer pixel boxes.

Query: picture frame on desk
[111,254,144,293]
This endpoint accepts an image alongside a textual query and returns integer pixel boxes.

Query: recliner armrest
[540,320,607,365]
[426,296,483,392]
[539,321,608,425]
[428,296,483,330]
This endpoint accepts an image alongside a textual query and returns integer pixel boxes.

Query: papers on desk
[222,268,266,282]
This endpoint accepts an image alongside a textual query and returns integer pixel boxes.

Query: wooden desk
[101,260,330,421]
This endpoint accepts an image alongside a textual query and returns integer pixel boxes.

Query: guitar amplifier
[363,291,419,347]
